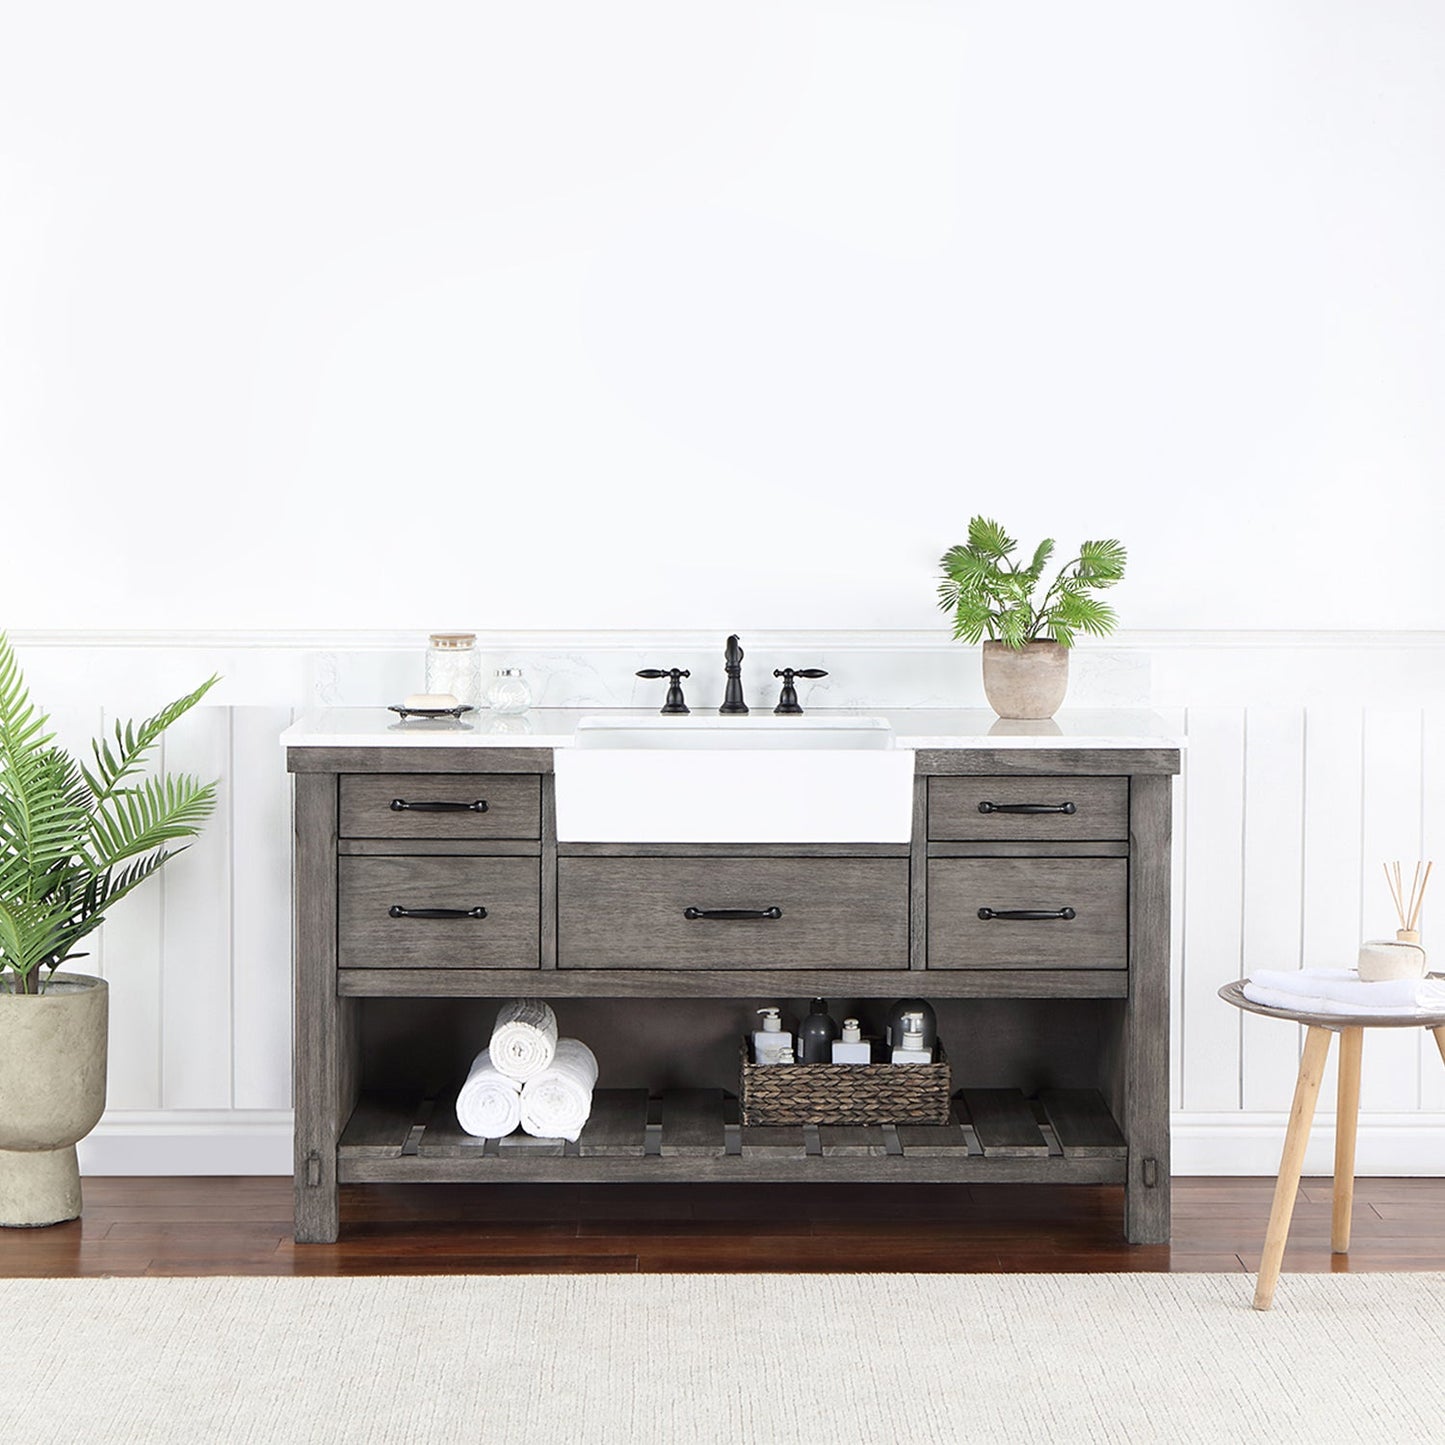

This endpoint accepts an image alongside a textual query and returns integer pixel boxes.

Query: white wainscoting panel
[13,629,1443,1176]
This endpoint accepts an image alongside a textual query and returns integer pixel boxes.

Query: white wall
[3,3,1443,632]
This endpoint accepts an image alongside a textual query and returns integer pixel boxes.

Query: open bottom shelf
[337,1086,1128,1186]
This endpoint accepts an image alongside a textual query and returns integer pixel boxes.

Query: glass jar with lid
[486,667,533,715]
[425,633,483,708]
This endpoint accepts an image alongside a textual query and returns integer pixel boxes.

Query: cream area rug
[4,1273,1443,1444]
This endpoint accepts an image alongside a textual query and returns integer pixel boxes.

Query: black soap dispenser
[797,998,839,1064]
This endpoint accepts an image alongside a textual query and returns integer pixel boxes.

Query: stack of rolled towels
[455,999,598,1142]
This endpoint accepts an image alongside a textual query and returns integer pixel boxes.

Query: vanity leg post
[293,771,351,1245]
[1123,774,1172,1245]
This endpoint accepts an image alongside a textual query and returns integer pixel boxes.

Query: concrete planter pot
[0,974,108,1227]
[981,640,1070,720]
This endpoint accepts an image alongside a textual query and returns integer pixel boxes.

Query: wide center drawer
[929,776,1128,841]
[339,856,540,969]
[557,857,909,970]
[340,773,542,841]
[927,858,1127,969]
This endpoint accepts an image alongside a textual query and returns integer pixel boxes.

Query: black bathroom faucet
[719,634,748,715]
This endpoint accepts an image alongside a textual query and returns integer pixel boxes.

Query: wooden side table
[1219,979,1445,1311]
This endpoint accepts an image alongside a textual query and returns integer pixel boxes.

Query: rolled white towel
[1245,967,1445,1016]
[455,1051,522,1139]
[489,998,558,1082]
[519,1038,599,1142]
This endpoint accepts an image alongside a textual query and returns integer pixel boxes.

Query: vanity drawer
[557,857,909,970]
[926,858,1127,969]
[339,773,541,840]
[338,857,540,968]
[928,776,1128,841]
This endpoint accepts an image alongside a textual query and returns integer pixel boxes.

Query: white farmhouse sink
[555,716,913,843]
[572,715,894,750]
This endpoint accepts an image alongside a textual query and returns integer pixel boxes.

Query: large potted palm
[0,634,218,1226]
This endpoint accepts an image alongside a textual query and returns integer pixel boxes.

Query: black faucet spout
[719,633,749,715]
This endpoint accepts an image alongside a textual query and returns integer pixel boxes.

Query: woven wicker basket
[739,1040,951,1127]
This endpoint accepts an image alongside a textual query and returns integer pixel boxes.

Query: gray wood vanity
[285,711,1179,1246]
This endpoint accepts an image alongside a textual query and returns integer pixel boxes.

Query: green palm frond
[87,773,217,867]
[82,674,219,805]
[1077,538,1127,584]
[0,632,219,993]
[966,517,1016,559]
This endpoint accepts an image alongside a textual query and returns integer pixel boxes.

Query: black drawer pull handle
[683,906,784,921]
[388,905,488,920]
[390,798,489,813]
[978,800,1076,816]
[977,907,1077,922]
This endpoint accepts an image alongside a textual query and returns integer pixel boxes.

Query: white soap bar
[1358,939,1427,982]
[403,693,459,710]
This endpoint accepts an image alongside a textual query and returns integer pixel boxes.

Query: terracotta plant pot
[0,974,108,1227]
[981,640,1070,720]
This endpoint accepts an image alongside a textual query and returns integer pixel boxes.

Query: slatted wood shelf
[337,1086,1126,1184]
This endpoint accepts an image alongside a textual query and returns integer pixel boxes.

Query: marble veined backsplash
[306,634,1153,712]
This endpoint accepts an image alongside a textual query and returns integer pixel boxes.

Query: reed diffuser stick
[1409,862,1433,932]
[1384,859,1432,936]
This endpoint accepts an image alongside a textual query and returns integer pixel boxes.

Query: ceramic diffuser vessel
[1360,861,1433,981]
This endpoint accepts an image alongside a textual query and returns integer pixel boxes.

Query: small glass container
[425,633,482,708]
[486,667,532,715]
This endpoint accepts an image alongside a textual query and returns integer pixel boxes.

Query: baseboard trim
[77,1110,294,1176]
[74,1109,1445,1178]
[1171,1112,1445,1177]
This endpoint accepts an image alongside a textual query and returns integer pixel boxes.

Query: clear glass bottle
[486,667,532,715]
[425,633,482,708]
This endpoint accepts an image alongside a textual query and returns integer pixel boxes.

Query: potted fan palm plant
[0,634,217,1226]
[936,518,1127,719]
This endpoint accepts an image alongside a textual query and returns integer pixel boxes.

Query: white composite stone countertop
[281,707,1184,750]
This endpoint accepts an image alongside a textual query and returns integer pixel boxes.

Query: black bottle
[797,998,839,1064]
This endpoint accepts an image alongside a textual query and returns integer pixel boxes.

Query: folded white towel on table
[489,998,559,1082]
[1244,968,1445,1016]
[519,1038,599,1142]
[455,1051,523,1138]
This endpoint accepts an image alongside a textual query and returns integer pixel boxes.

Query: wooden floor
[3,1177,1444,1276]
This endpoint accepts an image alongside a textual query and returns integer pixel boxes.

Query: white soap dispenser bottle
[753,1008,794,1065]
[831,1018,872,1064]
[891,1011,933,1064]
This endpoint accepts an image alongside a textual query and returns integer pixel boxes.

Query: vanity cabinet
[287,725,1179,1248]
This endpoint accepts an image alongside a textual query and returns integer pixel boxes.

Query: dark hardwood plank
[896,1110,971,1158]
[961,1089,1050,1158]
[339,1094,422,1160]
[818,1126,888,1158]
[659,1090,725,1158]
[1038,1089,1128,1159]
[3,1178,1444,1277]
[739,1125,806,1158]
[576,1089,649,1158]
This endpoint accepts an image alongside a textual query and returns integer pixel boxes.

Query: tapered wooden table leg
[1253,1025,1333,1311]
[1332,1027,1363,1254]
[1434,1026,1445,1070]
